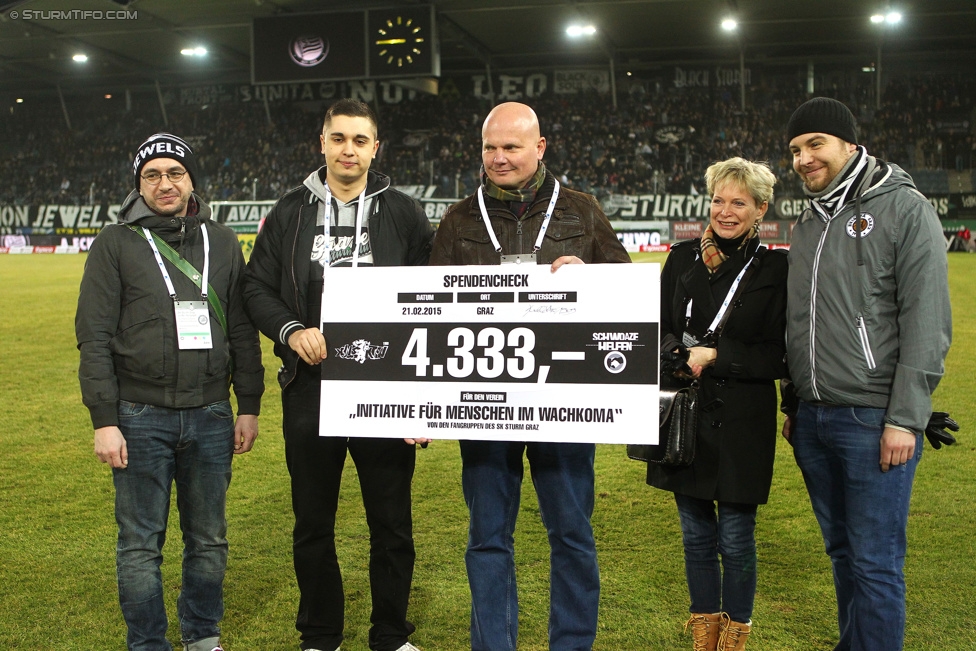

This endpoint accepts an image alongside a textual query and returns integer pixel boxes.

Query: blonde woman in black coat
[648,158,787,651]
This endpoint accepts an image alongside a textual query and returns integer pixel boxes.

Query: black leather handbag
[627,382,699,466]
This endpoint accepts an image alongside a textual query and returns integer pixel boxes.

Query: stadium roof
[1,0,974,97]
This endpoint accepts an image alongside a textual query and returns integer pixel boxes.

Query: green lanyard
[128,225,229,339]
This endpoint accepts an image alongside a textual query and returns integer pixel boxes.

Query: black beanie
[132,133,198,189]
[786,97,858,145]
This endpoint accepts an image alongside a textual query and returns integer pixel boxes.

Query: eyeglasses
[141,169,187,185]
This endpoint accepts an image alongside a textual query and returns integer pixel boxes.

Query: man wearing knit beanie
[132,132,199,190]
[786,98,859,192]
[129,133,201,218]
[77,132,264,651]
[781,97,951,651]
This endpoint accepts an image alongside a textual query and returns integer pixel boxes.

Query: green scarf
[482,163,547,203]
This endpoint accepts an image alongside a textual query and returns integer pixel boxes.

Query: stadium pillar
[739,49,746,110]
[57,85,71,130]
[155,79,169,126]
[609,56,617,110]
[876,43,883,110]
[485,62,495,100]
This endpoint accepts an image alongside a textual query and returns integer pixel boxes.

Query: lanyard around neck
[477,180,560,254]
[323,183,368,268]
[686,255,755,340]
[143,222,209,299]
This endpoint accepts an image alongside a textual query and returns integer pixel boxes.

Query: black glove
[924,411,959,449]
[661,345,693,378]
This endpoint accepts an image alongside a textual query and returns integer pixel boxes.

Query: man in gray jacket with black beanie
[77,133,264,651]
[782,98,951,651]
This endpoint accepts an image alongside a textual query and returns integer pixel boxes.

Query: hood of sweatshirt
[302,166,392,204]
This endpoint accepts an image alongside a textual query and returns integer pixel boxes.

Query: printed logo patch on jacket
[846,212,875,238]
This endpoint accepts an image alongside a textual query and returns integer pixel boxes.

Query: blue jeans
[792,402,922,651]
[674,494,758,623]
[113,400,235,651]
[460,440,600,651]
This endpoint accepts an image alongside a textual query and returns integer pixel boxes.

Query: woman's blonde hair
[704,157,776,206]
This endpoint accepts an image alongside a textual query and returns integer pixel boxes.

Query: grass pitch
[0,252,972,650]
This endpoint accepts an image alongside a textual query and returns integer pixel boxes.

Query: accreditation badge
[500,253,537,265]
[174,300,213,349]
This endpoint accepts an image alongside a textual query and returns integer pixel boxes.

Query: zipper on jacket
[855,315,877,369]
[291,201,304,320]
[178,217,187,259]
[807,223,831,401]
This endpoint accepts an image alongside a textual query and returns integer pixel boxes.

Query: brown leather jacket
[429,172,630,265]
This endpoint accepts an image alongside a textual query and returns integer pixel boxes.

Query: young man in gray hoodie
[782,98,951,651]
[242,99,434,651]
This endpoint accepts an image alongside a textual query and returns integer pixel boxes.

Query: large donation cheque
[319,263,660,444]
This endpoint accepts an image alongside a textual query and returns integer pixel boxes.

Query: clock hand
[375,38,407,45]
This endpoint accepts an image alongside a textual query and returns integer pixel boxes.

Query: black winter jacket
[242,168,435,389]
[76,191,264,429]
[647,238,787,505]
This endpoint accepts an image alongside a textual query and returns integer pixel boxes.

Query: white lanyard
[686,256,754,339]
[323,184,368,268]
[143,222,209,299]
[477,180,560,254]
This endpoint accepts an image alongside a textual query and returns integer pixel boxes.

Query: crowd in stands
[2,72,973,207]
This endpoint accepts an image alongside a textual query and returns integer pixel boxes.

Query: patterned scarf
[805,146,868,221]
[482,163,547,203]
[699,222,759,274]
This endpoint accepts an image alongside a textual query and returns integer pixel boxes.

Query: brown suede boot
[718,613,752,651]
[684,612,722,651]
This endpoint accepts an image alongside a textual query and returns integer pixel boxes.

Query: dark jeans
[460,440,600,651]
[792,402,921,651]
[283,370,417,651]
[673,494,758,623]
[113,400,234,651]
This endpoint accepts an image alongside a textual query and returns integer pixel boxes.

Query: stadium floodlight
[72,54,88,63]
[566,24,597,38]
[16,98,24,103]
[721,18,737,32]
[871,11,902,25]
[181,47,208,57]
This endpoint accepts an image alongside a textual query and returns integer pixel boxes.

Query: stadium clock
[369,9,431,73]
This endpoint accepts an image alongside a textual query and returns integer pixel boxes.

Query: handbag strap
[128,225,229,339]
